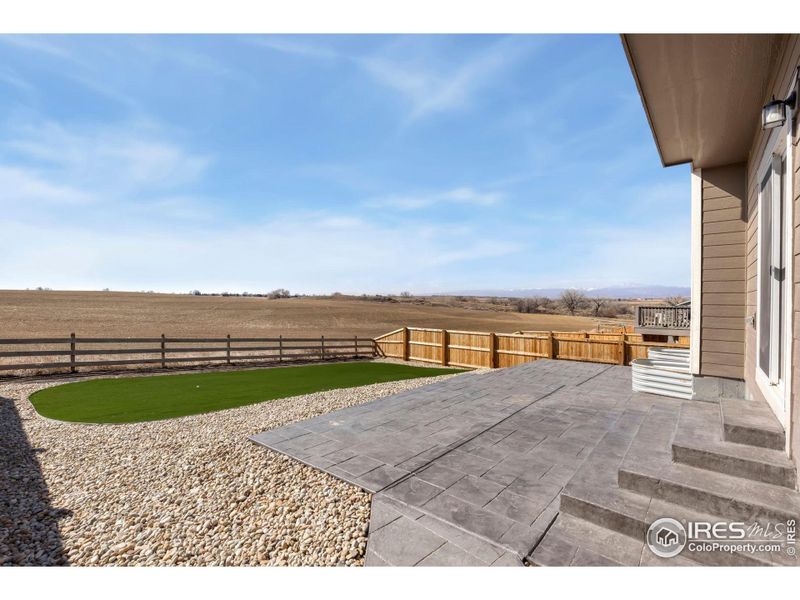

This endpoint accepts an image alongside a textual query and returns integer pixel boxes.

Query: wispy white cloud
[250,35,542,122]
[129,38,257,86]
[0,35,79,62]
[0,210,523,293]
[359,37,537,122]
[0,68,34,93]
[3,119,212,192]
[0,35,253,108]
[0,165,93,207]
[366,186,503,210]
[0,35,690,293]
[247,36,339,61]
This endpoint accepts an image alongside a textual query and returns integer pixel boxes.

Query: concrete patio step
[564,477,800,565]
[557,479,787,565]
[557,400,798,566]
[721,397,785,451]
[618,460,800,525]
[672,402,796,488]
[559,478,651,540]
[618,397,799,525]
[527,513,642,566]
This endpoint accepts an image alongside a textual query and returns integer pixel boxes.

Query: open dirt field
[0,290,599,338]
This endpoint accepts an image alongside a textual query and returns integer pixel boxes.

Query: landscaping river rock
[0,368,463,566]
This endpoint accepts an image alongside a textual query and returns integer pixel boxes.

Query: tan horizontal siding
[701,328,746,342]
[699,163,747,379]
[701,304,745,317]
[704,244,745,258]
[702,292,744,305]
[703,281,745,293]
[703,207,744,223]
[702,196,743,210]
[701,363,746,379]
[702,268,745,282]
[702,340,745,354]
[703,256,744,269]
[704,220,747,235]
[703,316,745,329]
[702,351,744,367]
[704,232,744,246]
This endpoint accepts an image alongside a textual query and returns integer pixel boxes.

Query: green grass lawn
[29,362,463,424]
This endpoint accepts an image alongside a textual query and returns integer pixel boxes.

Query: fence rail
[0,334,377,375]
[375,327,689,369]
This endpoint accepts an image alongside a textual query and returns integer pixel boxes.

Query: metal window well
[631,347,693,400]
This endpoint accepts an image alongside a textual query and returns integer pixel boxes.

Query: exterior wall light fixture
[762,91,796,130]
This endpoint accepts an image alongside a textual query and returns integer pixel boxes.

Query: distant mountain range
[436,285,690,300]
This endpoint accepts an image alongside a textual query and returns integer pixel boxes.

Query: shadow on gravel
[0,395,70,566]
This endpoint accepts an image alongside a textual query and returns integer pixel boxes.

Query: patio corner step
[559,480,650,541]
[618,459,800,525]
[672,402,796,488]
[527,514,637,566]
[721,398,785,451]
[672,440,796,488]
[558,479,782,565]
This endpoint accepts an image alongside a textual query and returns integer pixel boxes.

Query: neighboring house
[623,34,799,473]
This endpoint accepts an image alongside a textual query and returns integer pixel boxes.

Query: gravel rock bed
[0,367,466,566]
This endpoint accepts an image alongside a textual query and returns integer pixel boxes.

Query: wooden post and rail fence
[0,335,374,375]
[0,327,688,376]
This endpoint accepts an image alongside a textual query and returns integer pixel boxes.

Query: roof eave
[620,34,671,168]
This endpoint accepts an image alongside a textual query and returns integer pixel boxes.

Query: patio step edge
[618,461,800,525]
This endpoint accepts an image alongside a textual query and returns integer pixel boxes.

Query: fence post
[489,332,497,368]
[279,335,283,363]
[548,331,555,359]
[161,333,166,369]
[69,332,76,373]
[402,327,409,361]
[321,335,325,360]
[440,329,448,366]
[226,334,231,365]
[354,335,358,358]
[619,336,626,365]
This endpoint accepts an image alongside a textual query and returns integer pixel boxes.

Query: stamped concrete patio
[251,359,799,566]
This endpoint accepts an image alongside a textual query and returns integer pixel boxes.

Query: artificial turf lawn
[29,362,463,424]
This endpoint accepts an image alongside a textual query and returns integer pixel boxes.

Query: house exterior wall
[742,35,799,472]
[699,164,747,379]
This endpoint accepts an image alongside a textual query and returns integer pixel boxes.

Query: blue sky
[0,34,689,294]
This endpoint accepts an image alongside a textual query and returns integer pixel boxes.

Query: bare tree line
[516,290,636,318]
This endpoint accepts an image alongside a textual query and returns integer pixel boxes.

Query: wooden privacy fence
[0,334,377,375]
[374,327,689,369]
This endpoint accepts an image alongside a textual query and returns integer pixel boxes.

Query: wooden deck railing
[0,334,376,375]
[374,327,689,369]
[636,305,691,329]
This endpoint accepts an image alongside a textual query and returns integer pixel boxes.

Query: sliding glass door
[757,152,787,413]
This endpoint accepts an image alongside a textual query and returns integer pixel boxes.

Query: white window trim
[754,94,794,434]
[690,167,702,375]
